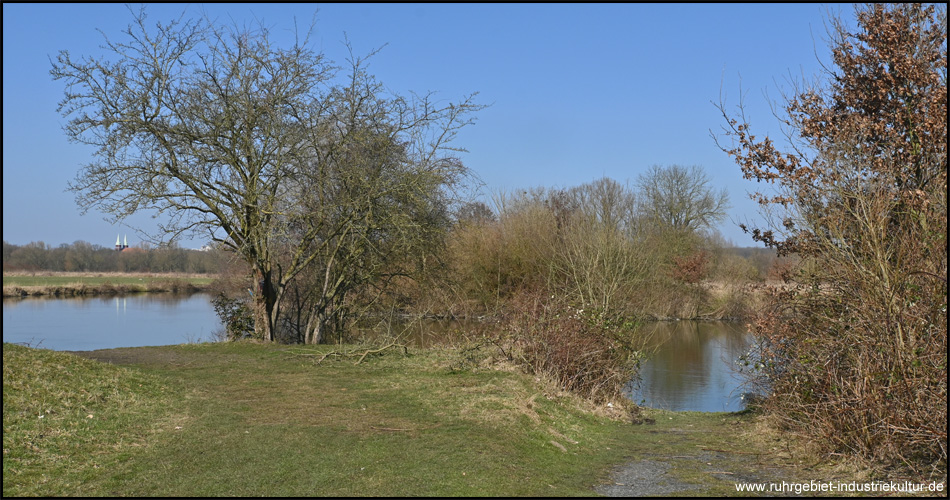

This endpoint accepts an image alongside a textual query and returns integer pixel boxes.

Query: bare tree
[552,178,647,315]
[8,242,50,273]
[567,177,638,235]
[454,201,495,226]
[635,165,730,234]
[52,7,482,341]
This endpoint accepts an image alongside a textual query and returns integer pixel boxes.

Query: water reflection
[2,294,222,351]
[627,321,753,413]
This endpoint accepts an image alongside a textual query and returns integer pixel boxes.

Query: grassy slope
[3,342,880,497]
[2,343,184,496]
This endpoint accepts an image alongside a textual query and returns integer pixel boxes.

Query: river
[626,320,755,412]
[2,294,222,351]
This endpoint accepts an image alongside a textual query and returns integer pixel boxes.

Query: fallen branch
[549,440,568,453]
[285,349,344,364]
[369,423,443,433]
[284,342,408,365]
[355,342,408,365]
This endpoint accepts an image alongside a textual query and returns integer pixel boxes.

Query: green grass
[3,342,877,496]
[3,274,215,287]
[2,344,183,496]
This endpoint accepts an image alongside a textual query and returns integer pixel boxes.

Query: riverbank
[4,341,917,497]
[2,272,216,297]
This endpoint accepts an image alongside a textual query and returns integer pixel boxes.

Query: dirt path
[595,452,790,496]
[67,346,208,367]
[593,410,814,497]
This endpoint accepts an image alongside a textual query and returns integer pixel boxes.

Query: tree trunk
[306,305,332,345]
[254,267,278,342]
[308,315,324,345]
[304,308,323,345]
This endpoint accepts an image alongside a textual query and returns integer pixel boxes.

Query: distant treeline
[2,240,224,274]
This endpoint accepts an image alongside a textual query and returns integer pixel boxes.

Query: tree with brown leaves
[715,3,946,474]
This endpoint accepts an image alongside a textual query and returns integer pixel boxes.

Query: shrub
[716,4,947,474]
[493,287,644,406]
[211,293,255,341]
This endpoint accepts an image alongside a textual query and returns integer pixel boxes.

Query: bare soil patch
[67,346,209,367]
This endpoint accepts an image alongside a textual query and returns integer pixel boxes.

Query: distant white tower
[115,234,129,251]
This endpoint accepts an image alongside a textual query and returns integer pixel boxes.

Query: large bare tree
[52,7,482,341]
[635,164,730,234]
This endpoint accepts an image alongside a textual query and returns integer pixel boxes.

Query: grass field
[2,272,215,297]
[2,341,887,497]
[2,272,216,287]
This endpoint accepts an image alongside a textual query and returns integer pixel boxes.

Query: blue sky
[2,3,855,249]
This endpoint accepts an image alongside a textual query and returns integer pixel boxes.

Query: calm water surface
[627,321,754,413]
[2,294,222,351]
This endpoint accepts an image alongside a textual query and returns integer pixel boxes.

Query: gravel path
[593,429,799,497]
[595,459,699,496]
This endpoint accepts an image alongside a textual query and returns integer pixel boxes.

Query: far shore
[2,272,217,298]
